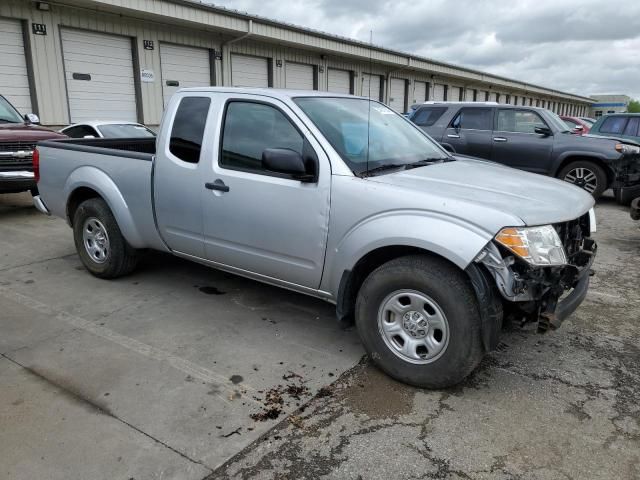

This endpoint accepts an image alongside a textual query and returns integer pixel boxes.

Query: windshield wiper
[404,158,447,169]
[0,119,19,123]
[360,164,407,177]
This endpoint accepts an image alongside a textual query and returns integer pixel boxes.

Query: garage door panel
[62,29,137,123]
[231,55,269,88]
[433,84,445,101]
[327,69,350,94]
[413,81,427,103]
[361,74,381,101]
[388,78,406,112]
[0,18,32,114]
[160,43,211,107]
[285,62,314,90]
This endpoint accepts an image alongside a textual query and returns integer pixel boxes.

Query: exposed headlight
[495,225,567,266]
[615,143,640,155]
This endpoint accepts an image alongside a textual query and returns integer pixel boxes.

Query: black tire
[72,198,138,278]
[355,255,484,389]
[614,187,637,206]
[557,161,608,199]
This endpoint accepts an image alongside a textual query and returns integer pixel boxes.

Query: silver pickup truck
[33,88,597,388]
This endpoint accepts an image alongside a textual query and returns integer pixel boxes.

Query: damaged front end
[612,143,640,202]
[472,210,597,335]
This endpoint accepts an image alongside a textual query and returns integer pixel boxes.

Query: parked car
[585,113,640,204]
[561,115,593,135]
[60,121,156,139]
[0,95,66,194]
[34,88,597,388]
[408,102,640,200]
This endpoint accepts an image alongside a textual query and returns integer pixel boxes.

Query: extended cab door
[442,107,493,158]
[154,95,212,257]
[199,95,331,289]
[491,108,554,173]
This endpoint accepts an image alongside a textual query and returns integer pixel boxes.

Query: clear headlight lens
[495,225,567,266]
[615,143,640,155]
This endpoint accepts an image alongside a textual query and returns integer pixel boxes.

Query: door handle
[493,137,507,142]
[205,180,230,192]
[447,134,460,139]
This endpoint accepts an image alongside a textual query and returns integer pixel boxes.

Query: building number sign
[32,23,47,35]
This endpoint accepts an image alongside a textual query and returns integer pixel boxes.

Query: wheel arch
[552,154,614,186]
[64,167,146,248]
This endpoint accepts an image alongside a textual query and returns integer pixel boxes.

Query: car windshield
[0,96,24,124]
[97,124,156,138]
[294,97,449,175]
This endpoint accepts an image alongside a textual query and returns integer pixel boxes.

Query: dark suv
[408,102,640,200]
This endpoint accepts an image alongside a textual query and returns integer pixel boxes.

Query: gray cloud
[206,0,640,98]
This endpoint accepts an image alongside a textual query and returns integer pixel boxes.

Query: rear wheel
[558,161,607,199]
[355,255,484,389]
[73,198,138,278]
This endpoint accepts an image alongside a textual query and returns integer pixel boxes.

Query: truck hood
[0,122,66,142]
[369,158,594,226]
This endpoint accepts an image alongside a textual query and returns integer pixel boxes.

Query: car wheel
[558,161,607,199]
[355,254,484,389]
[614,187,637,206]
[73,198,138,278]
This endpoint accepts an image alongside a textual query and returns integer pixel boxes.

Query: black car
[408,102,640,200]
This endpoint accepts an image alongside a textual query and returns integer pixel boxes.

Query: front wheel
[73,198,138,278]
[558,161,607,199]
[355,255,484,389]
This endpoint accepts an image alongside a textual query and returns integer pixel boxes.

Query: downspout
[220,19,253,86]
[386,56,411,108]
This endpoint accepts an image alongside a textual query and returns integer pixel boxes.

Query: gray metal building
[0,0,594,127]
[589,94,632,118]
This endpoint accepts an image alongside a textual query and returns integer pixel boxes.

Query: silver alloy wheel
[563,167,598,194]
[377,289,450,364]
[82,217,110,264]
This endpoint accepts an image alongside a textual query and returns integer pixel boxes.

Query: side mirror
[262,148,314,182]
[24,113,40,125]
[83,135,96,139]
[574,125,584,132]
[534,126,552,137]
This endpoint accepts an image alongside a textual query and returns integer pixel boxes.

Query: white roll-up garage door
[413,81,427,104]
[160,43,211,107]
[61,29,137,123]
[0,18,32,114]
[465,89,474,101]
[327,68,351,94]
[285,62,314,90]
[361,73,381,101]
[433,84,445,101]
[231,54,269,88]
[478,90,488,102]
[450,86,461,102]
[388,78,406,112]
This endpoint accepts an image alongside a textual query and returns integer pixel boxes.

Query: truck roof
[177,87,363,101]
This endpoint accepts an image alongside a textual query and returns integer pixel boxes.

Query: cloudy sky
[207,0,640,99]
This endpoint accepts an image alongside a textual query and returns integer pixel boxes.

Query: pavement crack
[0,353,214,474]
[0,253,77,273]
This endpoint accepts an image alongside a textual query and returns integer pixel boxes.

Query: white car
[60,121,156,139]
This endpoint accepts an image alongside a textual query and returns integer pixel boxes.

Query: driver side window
[220,101,304,174]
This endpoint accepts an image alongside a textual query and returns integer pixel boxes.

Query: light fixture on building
[36,2,51,11]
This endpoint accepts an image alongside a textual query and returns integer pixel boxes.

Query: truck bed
[36,137,166,251]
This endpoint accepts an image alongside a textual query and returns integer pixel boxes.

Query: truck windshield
[0,96,24,124]
[294,97,449,176]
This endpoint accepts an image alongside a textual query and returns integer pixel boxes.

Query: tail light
[33,147,40,183]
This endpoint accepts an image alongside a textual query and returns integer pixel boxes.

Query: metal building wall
[0,0,592,127]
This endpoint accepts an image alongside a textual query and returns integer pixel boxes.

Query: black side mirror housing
[262,148,315,182]
[534,126,552,136]
[24,113,40,125]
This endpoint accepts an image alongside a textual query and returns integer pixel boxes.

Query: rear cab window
[411,107,447,127]
[496,109,547,133]
[450,108,493,130]
[169,96,211,163]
